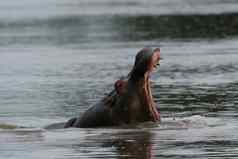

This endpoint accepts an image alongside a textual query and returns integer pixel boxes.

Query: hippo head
[104,47,162,125]
[130,47,161,79]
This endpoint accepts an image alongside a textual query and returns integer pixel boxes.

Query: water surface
[0,0,238,158]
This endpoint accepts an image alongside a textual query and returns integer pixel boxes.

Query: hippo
[64,47,162,128]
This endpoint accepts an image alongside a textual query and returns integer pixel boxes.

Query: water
[0,0,238,158]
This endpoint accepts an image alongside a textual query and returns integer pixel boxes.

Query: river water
[1,0,238,158]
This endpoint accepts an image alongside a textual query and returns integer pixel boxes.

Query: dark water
[1,0,238,158]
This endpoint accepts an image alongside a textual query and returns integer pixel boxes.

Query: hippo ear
[114,80,127,95]
[114,80,123,94]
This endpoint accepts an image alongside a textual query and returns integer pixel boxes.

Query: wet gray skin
[64,47,162,128]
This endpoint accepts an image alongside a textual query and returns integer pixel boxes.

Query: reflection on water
[60,130,154,159]
[104,131,153,159]
[1,0,238,158]
[1,117,238,159]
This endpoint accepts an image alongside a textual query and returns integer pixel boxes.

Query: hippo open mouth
[64,47,162,128]
[131,47,161,76]
[126,47,161,122]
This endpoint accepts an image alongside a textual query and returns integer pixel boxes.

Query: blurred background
[0,0,238,159]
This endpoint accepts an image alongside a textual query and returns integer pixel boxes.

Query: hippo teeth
[153,61,160,69]
[157,60,160,66]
